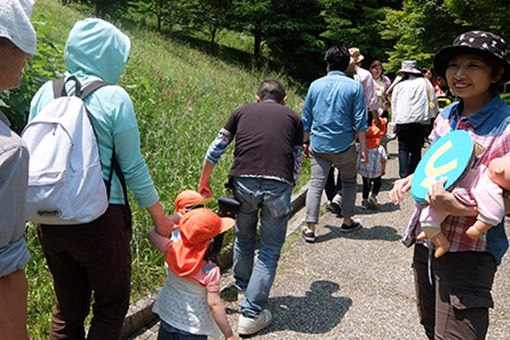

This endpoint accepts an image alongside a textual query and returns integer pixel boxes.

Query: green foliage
[263,0,326,82]
[181,0,234,48]
[319,0,396,66]
[125,0,408,82]
[444,0,510,40]
[0,17,65,134]
[502,93,510,106]
[129,0,186,32]
[230,0,272,59]
[65,0,130,19]
[380,0,459,72]
[380,0,510,74]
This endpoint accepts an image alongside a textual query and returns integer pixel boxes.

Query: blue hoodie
[29,18,158,207]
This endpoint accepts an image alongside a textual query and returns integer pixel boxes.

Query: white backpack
[22,77,111,224]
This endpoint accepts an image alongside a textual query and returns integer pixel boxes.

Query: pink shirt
[354,66,379,112]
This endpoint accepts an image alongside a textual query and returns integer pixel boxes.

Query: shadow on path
[354,201,400,215]
[355,176,399,195]
[237,280,352,337]
[316,224,402,243]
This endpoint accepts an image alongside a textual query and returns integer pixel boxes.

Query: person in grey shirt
[0,0,37,339]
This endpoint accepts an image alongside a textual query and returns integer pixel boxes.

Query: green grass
[501,92,510,106]
[26,1,308,339]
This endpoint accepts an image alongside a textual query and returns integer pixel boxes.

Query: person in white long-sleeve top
[391,60,439,178]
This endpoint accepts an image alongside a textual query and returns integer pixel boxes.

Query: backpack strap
[52,76,131,224]
[52,77,69,98]
[80,80,109,100]
[107,148,132,227]
[52,76,108,99]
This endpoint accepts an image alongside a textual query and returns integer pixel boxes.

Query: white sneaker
[238,309,272,335]
[332,193,343,208]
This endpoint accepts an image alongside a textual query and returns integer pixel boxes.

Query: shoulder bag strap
[80,80,132,222]
[424,78,435,109]
[107,148,132,226]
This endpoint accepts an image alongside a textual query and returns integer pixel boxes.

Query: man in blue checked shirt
[199,79,303,336]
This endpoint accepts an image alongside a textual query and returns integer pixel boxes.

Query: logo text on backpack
[37,209,62,217]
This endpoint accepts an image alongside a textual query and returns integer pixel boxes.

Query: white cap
[0,0,37,54]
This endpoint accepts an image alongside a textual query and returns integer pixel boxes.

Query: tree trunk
[157,9,162,31]
[254,24,262,61]
[210,26,217,51]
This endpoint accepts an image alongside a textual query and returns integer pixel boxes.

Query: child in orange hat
[148,190,237,340]
[154,189,211,238]
[358,118,388,209]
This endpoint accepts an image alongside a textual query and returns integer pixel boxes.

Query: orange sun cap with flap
[174,190,212,215]
[166,208,235,277]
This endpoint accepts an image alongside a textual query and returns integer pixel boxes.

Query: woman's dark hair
[204,233,225,263]
[324,45,350,72]
[484,56,506,94]
[370,59,385,76]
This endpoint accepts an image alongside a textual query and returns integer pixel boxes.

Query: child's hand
[169,212,181,226]
[389,175,412,205]
[147,227,172,255]
[359,150,368,164]
[154,213,181,237]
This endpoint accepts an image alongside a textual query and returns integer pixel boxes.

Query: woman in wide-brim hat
[390,30,510,339]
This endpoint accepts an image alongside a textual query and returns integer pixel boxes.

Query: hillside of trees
[59,0,510,81]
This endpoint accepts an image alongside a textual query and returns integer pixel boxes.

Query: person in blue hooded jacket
[29,18,173,340]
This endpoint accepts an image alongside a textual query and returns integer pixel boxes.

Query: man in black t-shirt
[199,79,303,336]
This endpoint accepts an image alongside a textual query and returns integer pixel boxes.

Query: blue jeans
[232,177,292,317]
[157,320,206,340]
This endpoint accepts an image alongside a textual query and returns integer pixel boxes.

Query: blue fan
[411,130,475,204]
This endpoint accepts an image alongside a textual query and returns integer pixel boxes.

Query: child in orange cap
[154,189,211,238]
[358,118,388,209]
[148,190,237,340]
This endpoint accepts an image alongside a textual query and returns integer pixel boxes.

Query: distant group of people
[298,32,510,340]
[2,0,510,339]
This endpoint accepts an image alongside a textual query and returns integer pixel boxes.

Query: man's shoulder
[0,122,25,158]
[313,73,359,87]
[238,101,299,117]
[311,73,336,86]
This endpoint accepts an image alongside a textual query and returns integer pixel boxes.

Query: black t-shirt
[224,100,303,184]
